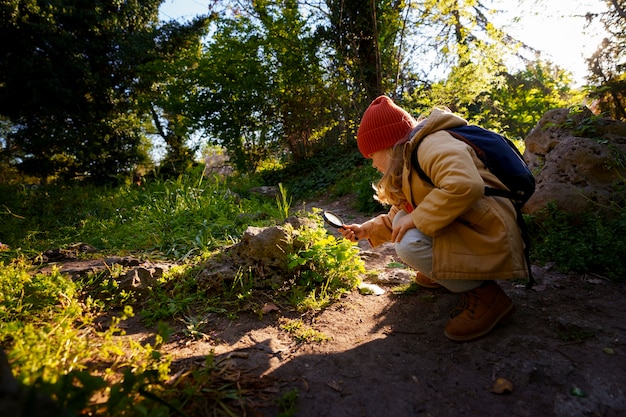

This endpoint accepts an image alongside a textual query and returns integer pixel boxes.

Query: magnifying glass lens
[323,211,344,228]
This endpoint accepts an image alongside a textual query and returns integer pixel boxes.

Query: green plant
[277,388,299,417]
[563,105,601,138]
[279,318,330,343]
[528,203,626,281]
[276,182,292,220]
[139,265,227,327]
[286,219,364,310]
[0,168,378,415]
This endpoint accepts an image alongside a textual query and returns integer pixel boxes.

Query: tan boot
[444,281,515,342]
[415,272,441,289]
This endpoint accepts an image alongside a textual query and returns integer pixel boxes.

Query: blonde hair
[373,116,427,206]
[373,142,407,206]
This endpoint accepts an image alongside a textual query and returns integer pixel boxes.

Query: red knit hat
[357,96,417,158]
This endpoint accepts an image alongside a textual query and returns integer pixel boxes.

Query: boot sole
[444,303,516,342]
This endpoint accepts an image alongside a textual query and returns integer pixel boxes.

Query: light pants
[392,210,482,294]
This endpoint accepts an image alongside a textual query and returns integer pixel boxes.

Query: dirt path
[163,197,626,417]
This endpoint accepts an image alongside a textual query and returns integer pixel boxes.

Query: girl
[341,96,528,342]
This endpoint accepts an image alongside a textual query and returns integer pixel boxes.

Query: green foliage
[0,260,176,415]
[277,387,299,417]
[138,264,226,327]
[585,3,626,121]
[0,172,282,258]
[352,164,386,214]
[483,61,583,139]
[322,0,403,102]
[286,220,364,310]
[0,171,371,415]
[276,182,292,221]
[196,14,275,172]
[141,212,366,323]
[279,318,330,343]
[528,203,626,281]
[0,0,166,183]
[259,142,365,200]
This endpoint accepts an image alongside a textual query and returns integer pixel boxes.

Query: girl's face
[370,148,390,173]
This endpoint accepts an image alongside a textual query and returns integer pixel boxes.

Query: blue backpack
[411,125,536,287]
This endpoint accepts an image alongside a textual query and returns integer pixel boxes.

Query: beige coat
[363,108,528,281]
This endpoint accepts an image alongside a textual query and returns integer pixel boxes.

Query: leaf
[261,303,280,315]
[491,377,513,394]
[570,386,586,397]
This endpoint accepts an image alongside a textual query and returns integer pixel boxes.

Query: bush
[528,203,626,281]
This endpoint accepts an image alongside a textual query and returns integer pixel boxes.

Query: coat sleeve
[411,132,485,237]
[361,206,401,247]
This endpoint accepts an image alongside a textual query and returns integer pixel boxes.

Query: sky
[158,0,610,86]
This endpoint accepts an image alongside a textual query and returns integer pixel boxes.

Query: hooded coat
[363,107,529,281]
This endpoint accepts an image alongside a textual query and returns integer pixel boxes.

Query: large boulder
[523,107,626,215]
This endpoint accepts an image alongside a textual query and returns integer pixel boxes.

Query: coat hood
[407,107,468,153]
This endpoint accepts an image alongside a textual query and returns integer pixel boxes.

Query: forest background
[1,0,624,185]
[0,1,625,416]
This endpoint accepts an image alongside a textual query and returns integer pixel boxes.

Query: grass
[279,318,330,343]
[527,203,626,281]
[0,169,365,416]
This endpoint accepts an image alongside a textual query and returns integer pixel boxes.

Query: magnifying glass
[322,211,344,228]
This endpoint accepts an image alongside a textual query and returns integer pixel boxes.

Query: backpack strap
[410,133,536,289]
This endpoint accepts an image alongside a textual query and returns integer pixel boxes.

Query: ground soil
[45,195,626,417]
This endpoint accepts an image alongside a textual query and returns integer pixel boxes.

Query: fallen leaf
[603,347,616,355]
[532,284,547,292]
[227,351,250,359]
[491,377,514,394]
[326,380,343,392]
[261,303,280,314]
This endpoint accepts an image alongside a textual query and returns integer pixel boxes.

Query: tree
[0,0,164,183]
[398,0,518,115]
[196,13,275,172]
[136,17,213,176]
[196,0,336,170]
[321,0,405,105]
[586,0,626,120]
[479,61,581,139]
[0,0,209,183]
[252,0,330,160]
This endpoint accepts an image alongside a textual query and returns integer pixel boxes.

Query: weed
[277,388,299,417]
[390,282,421,295]
[286,221,364,310]
[178,315,211,340]
[528,203,626,281]
[279,318,330,343]
[0,166,353,416]
[557,323,596,342]
[276,182,292,220]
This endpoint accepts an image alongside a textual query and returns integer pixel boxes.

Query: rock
[233,226,292,268]
[104,256,141,267]
[523,107,626,216]
[199,217,319,290]
[248,186,279,199]
[117,263,171,291]
[284,216,318,231]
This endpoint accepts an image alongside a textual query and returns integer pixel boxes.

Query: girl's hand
[391,214,416,243]
[340,224,363,242]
